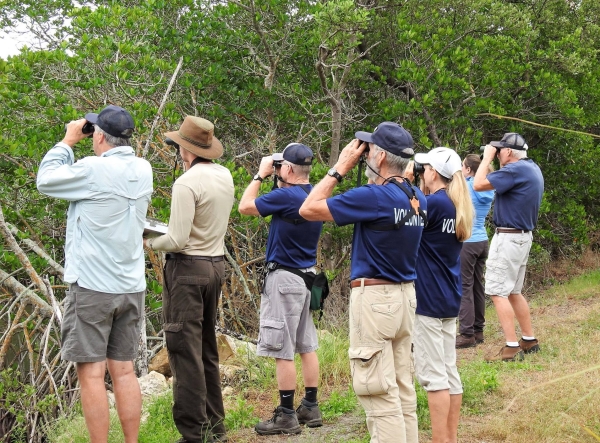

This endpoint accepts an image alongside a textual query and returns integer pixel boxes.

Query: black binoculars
[165,137,179,148]
[413,162,426,175]
[82,121,94,134]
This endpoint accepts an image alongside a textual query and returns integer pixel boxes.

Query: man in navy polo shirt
[239,143,323,435]
[475,133,544,362]
[300,122,426,443]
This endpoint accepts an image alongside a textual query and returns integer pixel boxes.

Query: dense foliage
[0,0,599,440]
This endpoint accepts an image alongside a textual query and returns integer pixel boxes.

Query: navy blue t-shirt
[327,182,426,282]
[415,190,463,318]
[255,185,323,268]
[488,159,544,231]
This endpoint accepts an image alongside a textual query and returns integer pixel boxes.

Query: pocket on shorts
[259,318,285,351]
[76,290,113,323]
[164,322,184,353]
[349,346,390,396]
[278,283,306,315]
[485,258,509,283]
[371,302,402,315]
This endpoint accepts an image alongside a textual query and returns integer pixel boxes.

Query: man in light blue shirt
[37,105,152,443]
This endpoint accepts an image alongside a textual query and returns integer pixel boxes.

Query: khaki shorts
[413,314,462,394]
[485,231,533,297]
[61,283,144,362]
[257,269,318,360]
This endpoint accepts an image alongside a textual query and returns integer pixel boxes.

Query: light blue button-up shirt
[37,143,153,293]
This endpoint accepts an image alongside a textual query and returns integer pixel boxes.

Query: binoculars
[165,137,179,148]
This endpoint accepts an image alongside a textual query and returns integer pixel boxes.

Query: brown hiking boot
[485,345,524,362]
[455,334,476,349]
[255,406,301,435]
[296,399,323,428]
[474,331,484,344]
[519,338,540,354]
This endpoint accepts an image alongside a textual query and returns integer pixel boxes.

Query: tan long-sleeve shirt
[150,162,234,256]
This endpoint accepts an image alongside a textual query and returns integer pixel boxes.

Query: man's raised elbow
[299,205,315,221]
[238,201,259,216]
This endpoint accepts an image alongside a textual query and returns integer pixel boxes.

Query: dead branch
[7,223,64,277]
[0,203,49,299]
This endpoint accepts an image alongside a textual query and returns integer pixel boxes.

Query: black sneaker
[296,399,323,428]
[255,406,302,435]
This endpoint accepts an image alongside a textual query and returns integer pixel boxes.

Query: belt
[165,252,224,262]
[350,278,405,288]
[496,228,530,234]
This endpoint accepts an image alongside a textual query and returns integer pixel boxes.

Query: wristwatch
[327,168,343,183]
[253,173,264,182]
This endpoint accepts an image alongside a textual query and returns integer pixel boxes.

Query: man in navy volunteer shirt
[300,122,426,443]
[475,133,544,362]
[239,143,323,435]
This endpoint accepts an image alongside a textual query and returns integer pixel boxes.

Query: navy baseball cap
[85,105,135,139]
[490,132,528,150]
[355,122,414,158]
[273,143,314,165]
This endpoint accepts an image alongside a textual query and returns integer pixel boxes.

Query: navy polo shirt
[255,185,322,268]
[488,159,544,231]
[327,182,426,282]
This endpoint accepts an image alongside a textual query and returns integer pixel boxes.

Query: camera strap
[364,178,427,231]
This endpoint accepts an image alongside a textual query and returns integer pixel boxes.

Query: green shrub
[320,389,357,421]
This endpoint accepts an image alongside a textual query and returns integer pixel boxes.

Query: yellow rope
[477,113,600,139]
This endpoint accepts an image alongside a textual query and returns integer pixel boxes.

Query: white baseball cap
[414,147,462,179]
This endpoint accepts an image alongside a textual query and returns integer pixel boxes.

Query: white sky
[1,34,24,59]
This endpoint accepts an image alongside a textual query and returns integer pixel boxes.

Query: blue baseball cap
[273,143,314,165]
[85,105,135,139]
[355,122,414,158]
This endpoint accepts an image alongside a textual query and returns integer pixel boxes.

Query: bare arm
[300,139,366,221]
[239,156,274,216]
[473,145,496,191]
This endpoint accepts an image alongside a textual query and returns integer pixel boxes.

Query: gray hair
[373,144,411,175]
[286,162,311,178]
[94,124,131,148]
[511,149,528,160]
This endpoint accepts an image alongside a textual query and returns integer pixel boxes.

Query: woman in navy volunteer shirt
[412,147,474,443]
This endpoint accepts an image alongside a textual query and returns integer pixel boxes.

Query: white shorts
[413,314,463,394]
[485,231,533,297]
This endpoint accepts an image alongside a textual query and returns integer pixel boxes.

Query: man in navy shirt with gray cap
[300,122,426,443]
[475,132,544,362]
[240,143,323,436]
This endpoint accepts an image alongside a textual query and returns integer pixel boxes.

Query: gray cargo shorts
[257,268,319,360]
[61,282,144,362]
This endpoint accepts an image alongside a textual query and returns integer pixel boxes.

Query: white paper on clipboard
[144,217,168,237]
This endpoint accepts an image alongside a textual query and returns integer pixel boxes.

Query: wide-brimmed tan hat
[165,116,223,159]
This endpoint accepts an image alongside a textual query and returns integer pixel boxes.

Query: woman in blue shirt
[412,147,474,443]
[456,154,495,348]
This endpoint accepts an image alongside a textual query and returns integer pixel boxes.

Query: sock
[522,336,536,341]
[304,387,318,404]
[506,341,519,347]
[279,390,295,410]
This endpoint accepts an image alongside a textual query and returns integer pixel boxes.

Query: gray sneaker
[296,399,323,428]
[255,406,302,435]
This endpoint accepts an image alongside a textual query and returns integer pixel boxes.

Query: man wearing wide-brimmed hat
[145,116,234,443]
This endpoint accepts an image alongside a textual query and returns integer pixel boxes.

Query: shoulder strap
[280,184,310,224]
[364,178,427,231]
